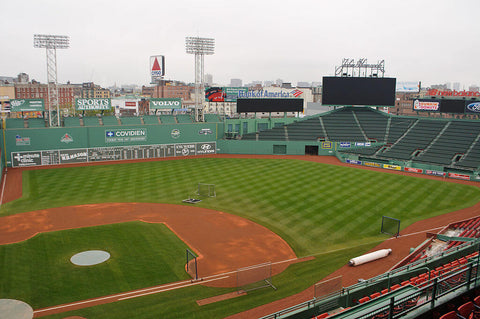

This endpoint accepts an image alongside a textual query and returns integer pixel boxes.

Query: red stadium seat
[370,292,382,299]
[457,301,474,319]
[439,310,458,319]
[358,296,371,304]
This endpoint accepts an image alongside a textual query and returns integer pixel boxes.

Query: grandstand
[27,118,46,128]
[119,116,142,125]
[63,117,82,127]
[101,115,120,126]
[82,116,101,127]
[239,106,480,172]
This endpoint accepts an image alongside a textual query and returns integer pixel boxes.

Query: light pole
[34,34,70,127]
[185,37,215,122]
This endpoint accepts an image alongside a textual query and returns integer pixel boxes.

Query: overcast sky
[1,0,479,88]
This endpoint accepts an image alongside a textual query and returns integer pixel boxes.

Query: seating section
[28,118,46,128]
[456,132,480,169]
[119,116,142,125]
[176,114,194,123]
[321,108,366,142]
[353,107,389,142]
[63,117,82,127]
[204,114,221,122]
[286,117,325,141]
[379,120,446,160]
[6,118,26,128]
[143,115,160,125]
[159,114,177,124]
[258,126,287,141]
[82,116,101,127]
[101,116,120,126]
[415,121,480,166]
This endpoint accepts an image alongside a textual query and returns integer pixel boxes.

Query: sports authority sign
[75,98,111,110]
[150,98,181,109]
[150,55,165,82]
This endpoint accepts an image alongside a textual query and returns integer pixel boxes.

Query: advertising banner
[364,162,381,167]
[383,164,401,170]
[340,142,351,148]
[448,173,470,180]
[413,99,440,112]
[150,98,182,109]
[465,101,480,114]
[10,99,45,112]
[75,98,111,110]
[105,128,147,143]
[150,55,165,82]
[59,149,88,164]
[404,167,423,173]
[175,143,196,156]
[426,170,446,177]
[11,151,42,167]
[321,141,332,149]
[196,142,216,154]
[346,159,361,165]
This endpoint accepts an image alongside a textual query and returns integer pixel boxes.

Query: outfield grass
[1,157,479,318]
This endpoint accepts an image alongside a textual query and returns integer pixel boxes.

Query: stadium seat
[315,313,330,319]
[358,296,371,304]
[439,310,457,319]
[457,301,474,319]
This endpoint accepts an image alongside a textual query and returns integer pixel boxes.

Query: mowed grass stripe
[2,158,479,256]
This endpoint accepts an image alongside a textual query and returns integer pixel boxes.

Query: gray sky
[1,0,479,88]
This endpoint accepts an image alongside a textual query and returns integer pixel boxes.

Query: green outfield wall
[5,123,219,167]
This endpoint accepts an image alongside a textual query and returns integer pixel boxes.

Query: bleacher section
[119,116,142,125]
[142,115,160,125]
[159,114,177,124]
[6,118,26,129]
[28,118,46,128]
[456,134,480,170]
[258,126,287,141]
[287,117,325,141]
[82,116,101,127]
[385,117,416,144]
[378,119,446,160]
[101,116,120,126]
[353,107,389,142]
[64,117,82,127]
[321,108,367,142]
[176,114,194,123]
[415,121,480,166]
[204,114,221,122]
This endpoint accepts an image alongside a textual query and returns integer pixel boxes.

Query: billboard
[465,101,480,114]
[439,99,467,114]
[150,98,182,109]
[236,98,304,113]
[75,98,111,110]
[205,87,226,102]
[322,77,396,107]
[150,55,165,82]
[10,99,45,112]
[205,87,300,102]
[413,99,440,112]
[396,81,419,93]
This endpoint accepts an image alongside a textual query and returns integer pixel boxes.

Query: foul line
[0,170,6,206]
[34,275,229,314]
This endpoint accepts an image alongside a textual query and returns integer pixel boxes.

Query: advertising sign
[426,170,446,177]
[175,143,196,156]
[75,98,111,110]
[364,162,381,167]
[427,89,480,97]
[196,142,216,154]
[346,159,362,165]
[340,142,351,148]
[413,99,440,111]
[150,98,182,109]
[448,173,470,180]
[383,164,401,170]
[321,141,332,149]
[12,151,42,167]
[465,102,480,114]
[105,129,147,143]
[150,55,165,82]
[10,99,45,112]
[404,167,423,173]
[60,149,88,164]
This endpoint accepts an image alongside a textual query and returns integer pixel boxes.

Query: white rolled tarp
[348,249,392,266]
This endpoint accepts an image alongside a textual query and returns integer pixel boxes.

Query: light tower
[185,36,215,121]
[34,34,70,127]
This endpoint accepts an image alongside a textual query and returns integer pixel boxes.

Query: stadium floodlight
[185,37,215,122]
[34,34,70,127]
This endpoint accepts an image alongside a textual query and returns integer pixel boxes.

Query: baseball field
[0,155,479,318]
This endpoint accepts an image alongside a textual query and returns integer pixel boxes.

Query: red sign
[404,167,423,173]
[427,89,480,97]
[125,102,136,107]
[448,173,470,180]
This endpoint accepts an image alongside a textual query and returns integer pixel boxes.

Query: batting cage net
[186,249,198,281]
[197,183,216,198]
[314,275,343,299]
[236,262,276,293]
[381,216,401,237]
